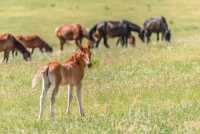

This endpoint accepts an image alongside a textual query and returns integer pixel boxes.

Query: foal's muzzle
[88,62,92,68]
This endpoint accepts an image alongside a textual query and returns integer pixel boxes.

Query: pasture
[1,0,200,133]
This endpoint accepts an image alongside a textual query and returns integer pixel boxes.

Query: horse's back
[144,16,168,32]
[55,24,82,40]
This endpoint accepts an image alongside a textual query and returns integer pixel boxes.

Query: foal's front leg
[76,84,85,116]
[66,85,73,113]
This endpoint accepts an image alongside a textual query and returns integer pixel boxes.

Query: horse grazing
[116,34,136,47]
[89,20,144,48]
[16,35,53,54]
[143,16,171,43]
[55,24,89,51]
[0,33,31,63]
[32,45,92,120]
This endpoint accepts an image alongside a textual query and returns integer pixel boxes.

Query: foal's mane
[64,50,82,63]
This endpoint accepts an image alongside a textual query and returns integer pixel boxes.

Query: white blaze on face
[83,53,90,65]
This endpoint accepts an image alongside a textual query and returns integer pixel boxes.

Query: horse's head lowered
[138,29,145,42]
[165,30,171,42]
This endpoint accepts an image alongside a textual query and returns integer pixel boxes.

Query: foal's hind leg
[38,78,50,120]
[50,85,59,120]
[66,85,73,113]
[76,83,85,116]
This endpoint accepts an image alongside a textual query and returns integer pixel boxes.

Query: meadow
[1,0,200,133]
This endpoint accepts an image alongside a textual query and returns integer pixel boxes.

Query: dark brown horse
[89,20,144,48]
[55,24,88,51]
[0,33,31,63]
[143,16,171,43]
[16,35,53,54]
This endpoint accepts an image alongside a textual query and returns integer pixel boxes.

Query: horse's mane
[13,36,30,54]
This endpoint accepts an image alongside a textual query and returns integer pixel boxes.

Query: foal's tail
[32,66,49,89]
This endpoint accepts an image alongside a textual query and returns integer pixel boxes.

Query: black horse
[143,16,171,43]
[89,20,144,48]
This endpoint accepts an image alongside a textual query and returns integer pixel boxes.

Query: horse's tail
[89,24,98,42]
[32,66,49,89]
[55,26,61,37]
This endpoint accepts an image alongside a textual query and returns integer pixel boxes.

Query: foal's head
[76,44,92,68]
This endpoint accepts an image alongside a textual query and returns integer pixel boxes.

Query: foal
[32,45,92,120]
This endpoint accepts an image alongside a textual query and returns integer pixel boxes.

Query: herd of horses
[0,16,171,63]
[1,16,171,120]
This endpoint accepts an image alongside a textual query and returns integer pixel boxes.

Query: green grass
[1,0,200,133]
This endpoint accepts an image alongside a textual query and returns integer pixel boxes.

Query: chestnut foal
[32,45,92,120]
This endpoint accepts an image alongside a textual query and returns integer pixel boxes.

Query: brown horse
[32,44,92,120]
[55,24,88,51]
[0,33,31,63]
[15,35,53,54]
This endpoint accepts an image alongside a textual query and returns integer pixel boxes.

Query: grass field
[1,0,200,133]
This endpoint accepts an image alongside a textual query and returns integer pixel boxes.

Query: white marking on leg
[66,85,73,113]
[76,84,85,116]
[50,85,59,121]
[38,77,50,120]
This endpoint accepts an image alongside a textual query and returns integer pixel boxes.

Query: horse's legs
[157,32,160,42]
[96,37,102,48]
[39,47,44,53]
[66,85,73,113]
[50,85,59,120]
[116,38,121,47]
[124,36,128,47]
[31,48,35,55]
[75,39,81,48]
[12,50,16,57]
[2,51,9,63]
[2,51,6,63]
[59,38,65,51]
[161,32,165,41]
[38,77,50,120]
[147,32,152,43]
[76,83,85,116]
[103,36,110,48]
